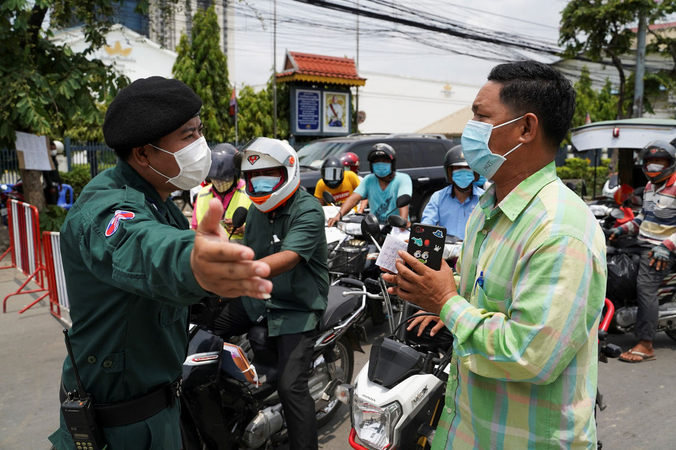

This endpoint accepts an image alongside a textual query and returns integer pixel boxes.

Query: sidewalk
[0,266,65,450]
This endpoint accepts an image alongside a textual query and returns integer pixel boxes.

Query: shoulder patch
[105,210,136,237]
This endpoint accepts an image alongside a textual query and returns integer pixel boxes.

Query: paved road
[2,269,676,450]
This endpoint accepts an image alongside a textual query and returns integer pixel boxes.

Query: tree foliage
[0,0,141,209]
[571,66,618,131]
[559,0,656,120]
[230,75,290,145]
[172,6,231,142]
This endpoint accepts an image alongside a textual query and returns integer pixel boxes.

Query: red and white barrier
[0,199,48,313]
[43,231,71,327]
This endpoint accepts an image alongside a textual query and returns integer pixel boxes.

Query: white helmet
[53,140,64,154]
[240,137,300,213]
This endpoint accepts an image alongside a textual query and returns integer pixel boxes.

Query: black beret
[103,77,202,150]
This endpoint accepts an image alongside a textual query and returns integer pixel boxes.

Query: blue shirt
[421,184,484,239]
[354,172,413,223]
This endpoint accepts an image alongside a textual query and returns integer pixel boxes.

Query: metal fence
[64,138,117,178]
[0,138,303,182]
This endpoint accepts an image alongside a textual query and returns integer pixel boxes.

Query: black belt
[60,378,182,428]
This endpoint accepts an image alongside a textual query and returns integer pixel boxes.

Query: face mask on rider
[461,116,525,180]
[250,176,281,193]
[148,136,212,190]
[212,179,234,193]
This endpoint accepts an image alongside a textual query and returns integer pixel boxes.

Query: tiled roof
[277,51,366,85]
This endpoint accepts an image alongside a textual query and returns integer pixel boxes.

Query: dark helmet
[208,143,239,181]
[443,145,469,182]
[322,156,344,189]
[367,143,397,173]
[340,152,360,173]
[641,140,676,184]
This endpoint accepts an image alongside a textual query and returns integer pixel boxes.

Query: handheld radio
[61,329,107,450]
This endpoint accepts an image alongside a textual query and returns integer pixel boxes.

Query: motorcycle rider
[340,151,360,174]
[421,145,484,239]
[314,155,360,206]
[191,143,251,240]
[327,143,412,226]
[212,137,328,450]
[609,140,676,363]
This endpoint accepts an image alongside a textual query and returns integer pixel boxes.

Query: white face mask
[149,136,212,190]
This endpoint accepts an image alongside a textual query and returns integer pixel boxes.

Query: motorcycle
[339,292,620,450]
[605,233,676,341]
[180,276,373,449]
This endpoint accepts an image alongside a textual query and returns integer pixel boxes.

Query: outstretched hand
[191,199,272,299]
[381,250,457,315]
[406,313,446,337]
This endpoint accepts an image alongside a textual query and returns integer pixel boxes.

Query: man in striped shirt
[384,61,606,449]
[609,140,676,363]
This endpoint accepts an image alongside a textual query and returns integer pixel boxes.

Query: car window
[416,142,447,167]
[297,141,350,169]
[388,142,415,169]
[347,143,373,166]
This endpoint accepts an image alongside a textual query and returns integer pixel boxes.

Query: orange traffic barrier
[43,231,71,327]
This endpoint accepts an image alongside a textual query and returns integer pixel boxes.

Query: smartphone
[406,223,447,271]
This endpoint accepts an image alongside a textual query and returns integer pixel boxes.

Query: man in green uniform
[212,137,328,450]
[49,77,272,450]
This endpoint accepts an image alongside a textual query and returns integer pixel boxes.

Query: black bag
[606,251,638,305]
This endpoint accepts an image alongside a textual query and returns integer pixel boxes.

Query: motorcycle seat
[320,284,361,331]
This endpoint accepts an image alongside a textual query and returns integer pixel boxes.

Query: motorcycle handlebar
[600,298,614,333]
[342,290,383,299]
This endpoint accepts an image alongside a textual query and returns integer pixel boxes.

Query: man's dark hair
[488,60,576,150]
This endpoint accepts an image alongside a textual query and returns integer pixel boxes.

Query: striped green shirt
[433,162,607,450]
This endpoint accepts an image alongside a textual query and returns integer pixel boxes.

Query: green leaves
[172,6,231,143]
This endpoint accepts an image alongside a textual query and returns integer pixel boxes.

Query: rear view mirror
[387,215,408,229]
[361,214,381,241]
[231,207,248,230]
[396,194,411,208]
[323,191,336,205]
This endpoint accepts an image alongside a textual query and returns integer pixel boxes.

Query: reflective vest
[194,182,251,240]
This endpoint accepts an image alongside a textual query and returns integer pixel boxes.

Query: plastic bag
[606,251,638,304]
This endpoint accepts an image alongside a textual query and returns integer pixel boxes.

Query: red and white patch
[651,148,658,154]
[248,155,260,165]
[105,210,135,237]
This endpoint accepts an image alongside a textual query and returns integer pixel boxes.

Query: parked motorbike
[597,298,621,450]
[605,234,676,341]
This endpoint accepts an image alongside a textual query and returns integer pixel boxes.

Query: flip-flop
[619,349,656,363]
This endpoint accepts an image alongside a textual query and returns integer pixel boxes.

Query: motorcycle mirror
[396,194,411,208]
[609,208,624,219]
[387,215,408,229]
[322,191,336,206]
[229,207,249,239]
[361,213,381,241]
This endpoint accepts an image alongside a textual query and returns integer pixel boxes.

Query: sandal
[619,349,656,363]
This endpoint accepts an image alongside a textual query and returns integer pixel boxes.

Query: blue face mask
[372,162,392,178]
[250,175,280,193]
[452,169,475,189]
[460,116,524,180]
[475,175,487,187]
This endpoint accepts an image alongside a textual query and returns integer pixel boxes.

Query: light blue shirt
[421,184,484,239]
[355,172,413,223]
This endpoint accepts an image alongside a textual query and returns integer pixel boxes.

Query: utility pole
[355,0,359,133]
[633,12,647,118]
[273,0,278,138]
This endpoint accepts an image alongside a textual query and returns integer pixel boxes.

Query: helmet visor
[323,167,343,183]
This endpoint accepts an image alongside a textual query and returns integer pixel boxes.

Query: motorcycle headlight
[352,397,402,450]
[337,221,363,236]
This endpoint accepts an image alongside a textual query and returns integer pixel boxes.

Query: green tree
[0,0,144,210]
[570,67,618,133]
[230,74,290,144]
[559,0,654,120]
[172,6,231,142]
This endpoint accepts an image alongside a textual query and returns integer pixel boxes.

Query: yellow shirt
[314,170,360,204]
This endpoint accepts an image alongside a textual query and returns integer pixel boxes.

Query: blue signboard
[296,90,320,133]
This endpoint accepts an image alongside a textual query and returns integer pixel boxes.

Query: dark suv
[297,134,455,221]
